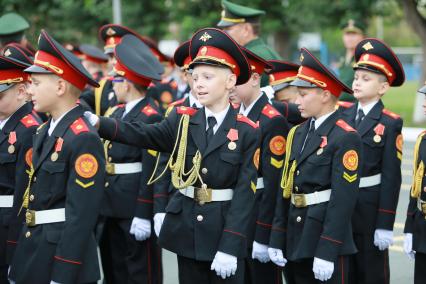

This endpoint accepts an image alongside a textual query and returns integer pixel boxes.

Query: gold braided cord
[411,132,426,198]
[19,165,34,215]
[280,125,299,199]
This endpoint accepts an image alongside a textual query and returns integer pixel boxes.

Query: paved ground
[162,136,418,283]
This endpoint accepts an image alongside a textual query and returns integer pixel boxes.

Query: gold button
[296,216,302,223]
[108,157,112,162]
[25,231,31,238]
[108,144,112,149]
[295,186,299,192]
[33,176,37,182]
[197,215,204,222]
[105,182,109,187]
[201,168,208,174]
[29,195,34,202]
[296,170,300,176]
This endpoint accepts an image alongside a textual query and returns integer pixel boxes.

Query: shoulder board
[170,81,178,89]
[382,109,400,119]
[176,106,197,116]
[170,97,186,107]
[237,114,259,128]
[336,101,354,109]
[262,104,281,118]
[336,119,356,132]
[70,118,89,135]
[20,114,40,128]
[141,105,159,116]
[116,104,125,108]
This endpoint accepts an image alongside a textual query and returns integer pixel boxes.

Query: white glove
[154,213,166,237]
[129,217,151,241]
[374,229,394,251]
[267,247,287,267]
[252,241,270,263]
[403,233,415,260]
[84,111,99,127]
[313,257,334,281]
[210,251,237,279]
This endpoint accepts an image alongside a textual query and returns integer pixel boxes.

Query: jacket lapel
[356,101,383,137]
[189,107,207,153]
[0,103,33,144]
[246,94,268,122]
[123,98,146,122]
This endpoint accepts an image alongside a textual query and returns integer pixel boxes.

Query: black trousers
[349,234,389,284]
[177,255,245,284]
[244,256,283,284]
[291,256,349,284]
[99,217,163,284]
[415,252,426,284]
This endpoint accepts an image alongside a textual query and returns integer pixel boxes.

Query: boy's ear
[225,73,237,90]
[378,81,390,96]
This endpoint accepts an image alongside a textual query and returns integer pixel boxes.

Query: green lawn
[382,81,420,127]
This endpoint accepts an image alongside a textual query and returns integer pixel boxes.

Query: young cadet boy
[86,27,260,283]
[268,48,362,283]
[0,52,41,283]
[9,30,105,284]
[404,82,426,284]
[235,47,289,284]
[338,38,404,284]
[98,34,164,284]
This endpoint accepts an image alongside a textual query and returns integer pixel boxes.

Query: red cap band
[297,66,344,97]
[193,46,239,76]
[356,53,395,84]
[0,69,28,84]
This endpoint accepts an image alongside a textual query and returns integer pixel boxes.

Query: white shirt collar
[357,100,378,116]
[123,97,144,117]
[314,110,335,130]
[205,105,230,134]
[189,93,202,108]
[48,106,77,136]
[0,116,11,131]
[239,92,262,116]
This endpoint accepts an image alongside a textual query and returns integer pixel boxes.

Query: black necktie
[192,103,197,108]
[355,109,365,128]
[206,116,217,145]
[301,119,315,153]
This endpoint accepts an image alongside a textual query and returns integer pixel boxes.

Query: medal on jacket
[317,136,327,155]
[227,128,238,151]
[8,131,17,154]
[373,123,385,143]
[51,137,64,162]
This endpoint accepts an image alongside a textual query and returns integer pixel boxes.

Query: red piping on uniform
[256,221,273,228]
[271,226,286,232]
[6,240,17,244]
[54,255,82,265]
[378,208,396,214]
[320,235,342,244]
[147,239,152,284]
[154,193,168,198]
[137,198,154,203]
[224,229,246,238]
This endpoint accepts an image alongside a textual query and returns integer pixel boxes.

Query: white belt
[0,195,13,208]
[291,189,332,208]
[106,162,142,175]
[359,173,381,188]
[256,178,264,189]
[179,186,233,202]
[26,208,66,226]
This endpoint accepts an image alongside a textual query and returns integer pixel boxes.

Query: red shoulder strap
[176,106,197,116]
[237,114,259,128]
[382,108,400,119]
[70,118,89,135]
[336,119,356,132]
[337,101,354,109]
[20,114,40,128]
[141,105,159,116]
[262,104,281,118]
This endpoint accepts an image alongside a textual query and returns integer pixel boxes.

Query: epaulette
[382,109,400,119]
[176,106,197,116]
[170,97,186,107]
[336,119,356,132]
[116,104,125,108]
[262,104,281,119]
[237,114,259,128]
[141,105,159,116]
[20,114,40,128]
[70,118,89,135]
[336,101,354,109]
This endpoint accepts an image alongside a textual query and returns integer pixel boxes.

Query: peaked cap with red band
[291,48,352,97]
[79,44,108,64]
[240,46,272,75]
[173,40,191,71]
[25,30,99,90]
[266,60,299,92]
[354,38,405,87]
[113,34,163,87]
[189,27,251,85]
[0,55,30,92]
[2,42,34,66]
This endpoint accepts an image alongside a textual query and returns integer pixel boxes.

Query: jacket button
[105,182,109,188]
[201,168,208,174]
[33,176,37,182]
[296,170,300,176]
[296,216,302,223]
[108,144,112,149]
[29,195,34,202]
[108,157,112,162]
[25,231,31,238]
[295,186,299,192]
[197,215,203,222]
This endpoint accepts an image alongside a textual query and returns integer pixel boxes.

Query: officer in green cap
[0,13,30,49]
[217,0,281,87]
[338,18,365,102]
